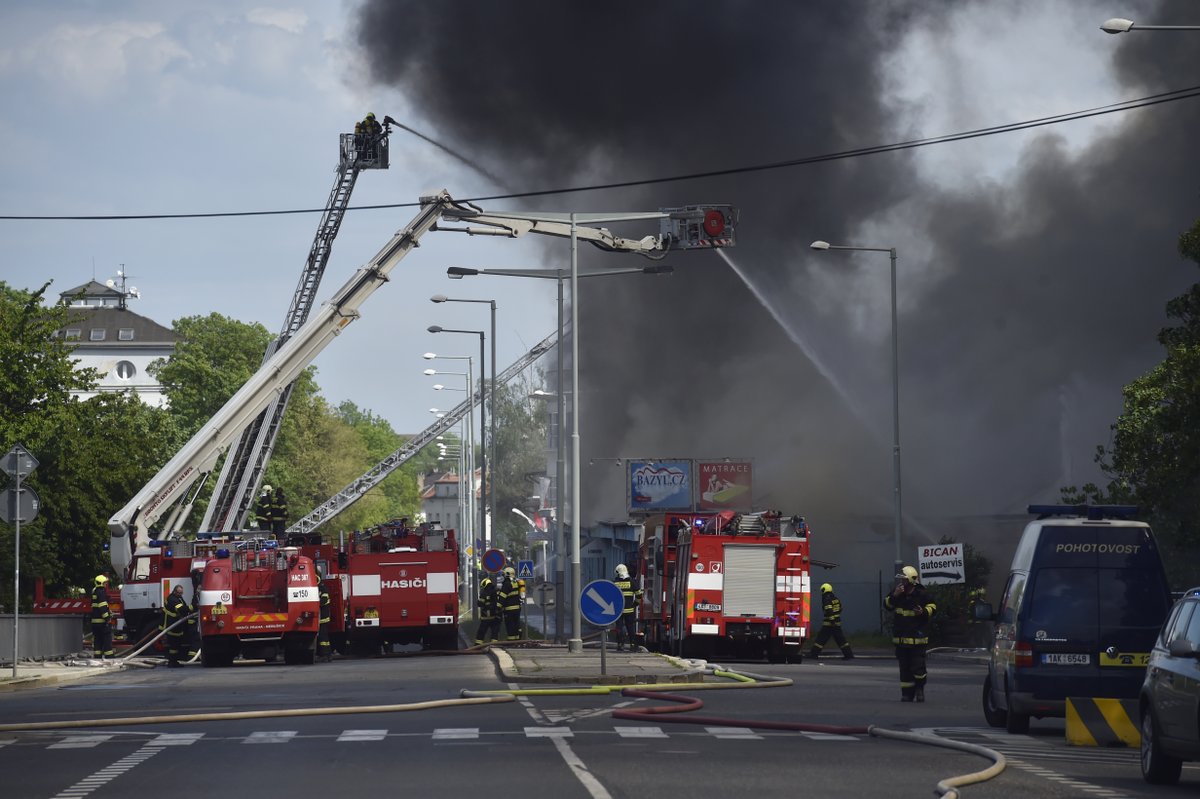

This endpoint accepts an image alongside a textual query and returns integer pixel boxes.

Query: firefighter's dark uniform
[255,488,273,531]
[474,577,501,645]
[613,571,642,651]
[809,585,855,659]
[90,578,113,658]
[884,571,936,702]
[270,488,288,536]
[499,572,522,640]
[317,580,332,662]
[967,588,990,648]
[162,587,190,667]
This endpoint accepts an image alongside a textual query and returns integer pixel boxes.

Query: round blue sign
[482,548,506,573]
[580,579,625,627]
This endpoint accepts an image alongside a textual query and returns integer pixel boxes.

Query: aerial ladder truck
[200,123,393,533]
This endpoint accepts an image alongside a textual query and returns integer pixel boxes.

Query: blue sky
[0,0,563,435]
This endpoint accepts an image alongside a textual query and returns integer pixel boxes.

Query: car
[978,505,1173,734]
[1140,586,1200,785]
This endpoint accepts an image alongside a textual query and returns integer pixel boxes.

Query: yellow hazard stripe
[1065,697,1140,747]
[232,613,288,622]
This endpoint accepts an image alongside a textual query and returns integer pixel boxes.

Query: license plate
[1042,653,1090,665]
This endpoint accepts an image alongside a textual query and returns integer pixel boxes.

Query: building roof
[56,281,177,346]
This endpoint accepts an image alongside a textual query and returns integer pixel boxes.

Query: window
[114,361,136,380]
[65,328,82,340]
[998,572,1027,625]
[118,328,134,341]
[1183,601,1200,647]
[1162,602,1195,646]
[90,328,106,341]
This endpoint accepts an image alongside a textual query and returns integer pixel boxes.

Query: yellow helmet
[615,564,629,579]
[820,583,833,594]
[901,566,919,584]
[94,574,108,584]
[366,112,376,120]
[503,566,515,578]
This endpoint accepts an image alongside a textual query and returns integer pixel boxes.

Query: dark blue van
[980,505,1173,734]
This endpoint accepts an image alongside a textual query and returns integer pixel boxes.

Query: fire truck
[333,519,460,655]
[639,510,812,663]
[196,541,322,666]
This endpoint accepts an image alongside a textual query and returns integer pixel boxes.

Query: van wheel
[982,674,1007,728]
[1004,699,1030,733]
[1140,706,1182,784]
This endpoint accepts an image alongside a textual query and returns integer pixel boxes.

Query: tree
[1064,217,1200,587]
[487,374,549,555]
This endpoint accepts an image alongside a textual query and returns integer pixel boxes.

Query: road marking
[337,729,388,742]
[705,726,762,740]
[153,733,203,745]
[616,726,668,739]
[549,735,613,799]
[50,735,113,749]
[51,741,167,798]
[524,726,573,738]
[244,731,297,744]
[802,732,860,741]
[433,728,479,740]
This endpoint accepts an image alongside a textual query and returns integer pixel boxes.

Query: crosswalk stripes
[50,735,113,749]
[615,727,669,739]
[245,731,297,744]
[932,727,1139,766]
[153,733,203,746]
[432,728,479,740]
[337,730,388,742]
[706,726,763,740]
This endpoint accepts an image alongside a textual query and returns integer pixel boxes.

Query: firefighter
[316,570,333,662]
[884,565,937,702]
[90,575,114,659]
[613,563,642,652]
[474,575,501,645]
[255,485,274,531]
[185,569,203,660]
[360,112,382,157]
[161,584,190,667]
[270,487,288,536]
[808,582,855,660]
[499,567,523,641]
[967,587,990,648]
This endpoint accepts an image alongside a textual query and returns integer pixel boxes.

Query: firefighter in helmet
[316,568,333,662]
[809,582,855,660]
[270,486,288,536]
[967,586,990,648]
[255,484,273,531]
[161,584,190,667]
[499,566,523,641]
[90,575,114,659]
[884,565,937,702]
[613,563,642,652]
[474,574,501,645]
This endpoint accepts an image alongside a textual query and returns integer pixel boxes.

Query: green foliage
[149,313,272,436]
[924,537,992,646]
[1064,216,1200,588]
[487,374,549,555]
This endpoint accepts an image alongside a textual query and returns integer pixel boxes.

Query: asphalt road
[1,651,1196,798]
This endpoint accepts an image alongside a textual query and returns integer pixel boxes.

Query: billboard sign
[628,460,692,512]
[917,542,965,585]
[696,460,753,511]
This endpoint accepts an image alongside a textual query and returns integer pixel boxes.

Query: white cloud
[246,7,310,35]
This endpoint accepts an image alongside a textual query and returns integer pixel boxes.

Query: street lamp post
[447,263,672,645]
[810,240,904,576]
[432,295,497,544]
[428,326,487,550]
[1101,17,1200,33]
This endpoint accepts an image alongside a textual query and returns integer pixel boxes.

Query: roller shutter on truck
[723,545,776,617]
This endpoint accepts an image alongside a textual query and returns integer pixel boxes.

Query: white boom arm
[108,191,670,572]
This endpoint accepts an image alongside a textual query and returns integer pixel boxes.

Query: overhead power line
[3,85,1199,222]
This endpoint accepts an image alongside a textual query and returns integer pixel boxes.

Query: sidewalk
[0,657,134,692]
[488,643,706,685]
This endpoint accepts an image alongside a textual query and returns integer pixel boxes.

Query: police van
[978,505,1173,734]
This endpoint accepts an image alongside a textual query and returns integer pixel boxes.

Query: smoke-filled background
[354,0,1198,598]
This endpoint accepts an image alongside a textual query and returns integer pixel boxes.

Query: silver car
[1140,586,1200,784]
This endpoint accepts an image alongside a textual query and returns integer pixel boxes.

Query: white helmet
[615,563,629,579]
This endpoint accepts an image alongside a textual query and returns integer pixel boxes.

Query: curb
[489,648,706,685]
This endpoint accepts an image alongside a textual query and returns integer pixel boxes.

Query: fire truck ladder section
[287,329,558,535]
[201,131,391,534]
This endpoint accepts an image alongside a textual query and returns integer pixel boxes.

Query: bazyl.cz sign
[918,543,965,585]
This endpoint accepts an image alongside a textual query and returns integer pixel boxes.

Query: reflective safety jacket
[478,578,499,620]
[820,592,843,627]
[319,583,332,625]
[162,592,190,638]
[613,578,642,615]
[90,585,110,625]
[498,577,522,613]
[884,582,936,646]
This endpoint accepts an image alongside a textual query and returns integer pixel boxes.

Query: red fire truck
[335,519,460,655]
[639,510,812,663]
[196,541,322,666]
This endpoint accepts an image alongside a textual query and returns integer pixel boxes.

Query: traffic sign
[580,579,624,627]
[0,486,39,524]
[481,548,506,573]
[517,559,534,580]
[1,444,38,478]
[918,542,965,585]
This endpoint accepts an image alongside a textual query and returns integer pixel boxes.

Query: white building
[55,280,177,407]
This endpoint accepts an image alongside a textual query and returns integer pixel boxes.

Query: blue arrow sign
[517,560,534,580]
[580,579,624,627]
[482,548,506,573]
